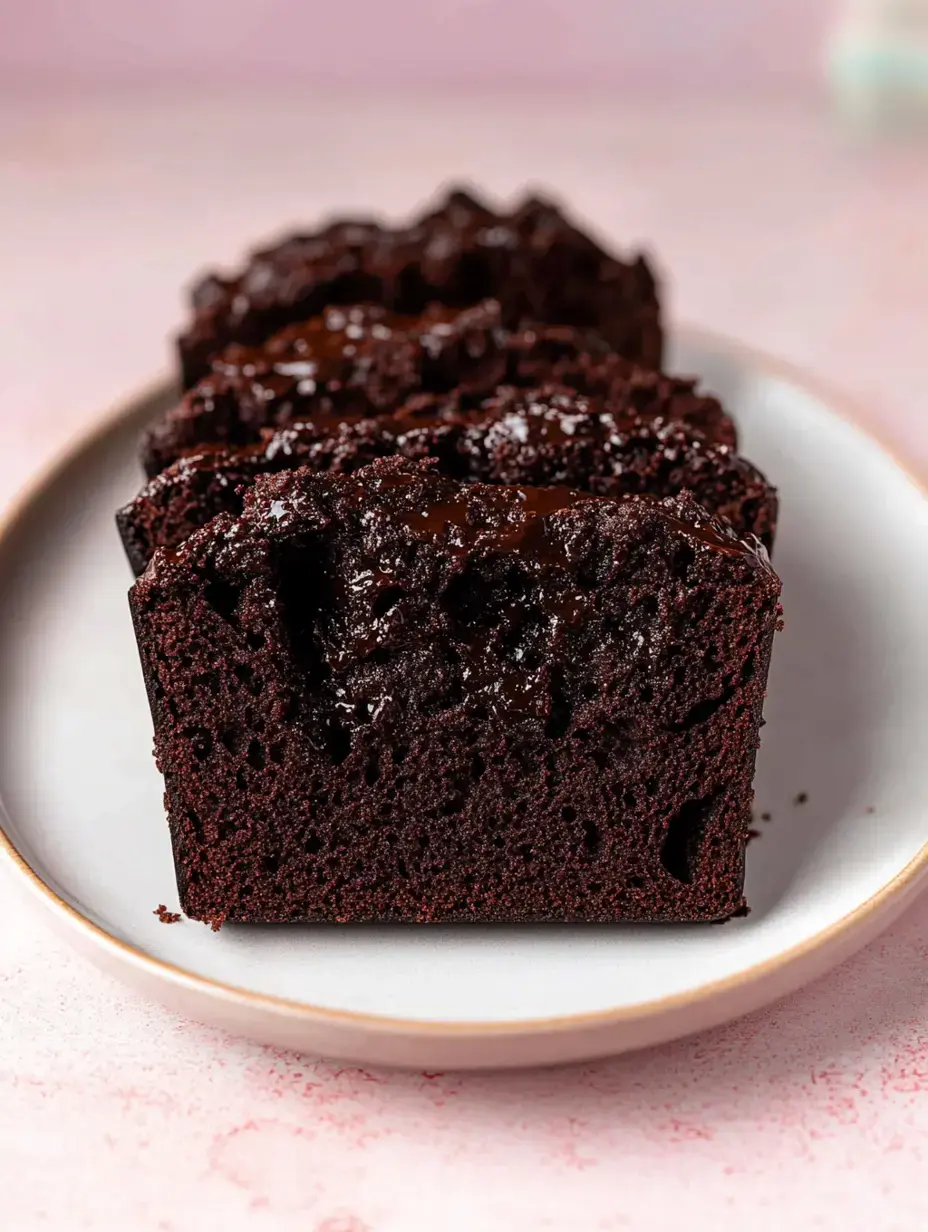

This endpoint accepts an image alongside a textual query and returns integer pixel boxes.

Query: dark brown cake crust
[177,186,662,388]
[120,384,776,576]
[130,456,780,925]
[144,300,730,479]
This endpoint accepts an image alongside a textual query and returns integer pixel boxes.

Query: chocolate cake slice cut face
[177,185,662,387]
[120,384,774,576]
[144,301,731,479]
[398,385,774,545]
[145,300,506,477]
[129,457,781,925]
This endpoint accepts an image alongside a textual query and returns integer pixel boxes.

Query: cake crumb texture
[130,457,780,924]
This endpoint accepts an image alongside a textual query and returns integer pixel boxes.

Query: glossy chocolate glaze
[352,464,764,565]
[145,301,729,479]
[122,379,772,576]
[146,457,771,728]
[211,301,509,405]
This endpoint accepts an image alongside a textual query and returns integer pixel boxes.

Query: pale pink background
[1,88,928,1229]
[0,0,829,87]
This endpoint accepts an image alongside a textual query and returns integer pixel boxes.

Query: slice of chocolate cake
[129,457,780,925]
[119,385,776,576]
[178,185,662,387]
[144,301,731,479]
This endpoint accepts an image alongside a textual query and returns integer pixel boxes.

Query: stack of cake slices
[124,186,781,927]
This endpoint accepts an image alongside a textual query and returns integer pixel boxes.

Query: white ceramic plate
[2,328,927,1070]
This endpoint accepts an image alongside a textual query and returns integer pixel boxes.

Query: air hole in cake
[562,806,577,823]
[372,587,404,619]
[219,725,243,755]
[519,844,534,862]
[672,684,736,732]
[397,856,409,878]
[218,821,236,841]
[441,567,485,629]
[276,539,329,665]
[204,579,242,624]
[269,740,286,764]
[582,816,601,856]
[671,544,696,582]
[628,875,644,889]
[327,720,351,765]
[365,758,381,786]
[546,676,573,739]
[263,854,280,873]
[303,830,323,856]
[366,647,393,668]
[660,794,716,884]
[576,559,601,589]
[233,662,255,690]
[246,630,266,651]
[470,753,486,780]
[638,594,658,619]
[393,744,410,765]
[246,739,266,770]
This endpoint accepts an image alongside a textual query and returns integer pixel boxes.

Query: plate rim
[2,326,927,1042]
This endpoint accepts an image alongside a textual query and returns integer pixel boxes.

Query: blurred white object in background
[828,0,928,126]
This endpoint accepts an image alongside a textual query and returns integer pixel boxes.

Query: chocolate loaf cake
[129,457,780,925]
[145,301,730,479]
[120,385,776,576]
[178,186,662,388]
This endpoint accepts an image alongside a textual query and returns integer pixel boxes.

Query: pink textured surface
[1,92,927,1229]
[0,2,825,87]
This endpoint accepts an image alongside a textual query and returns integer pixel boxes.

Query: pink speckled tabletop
[1,92,927,1231]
